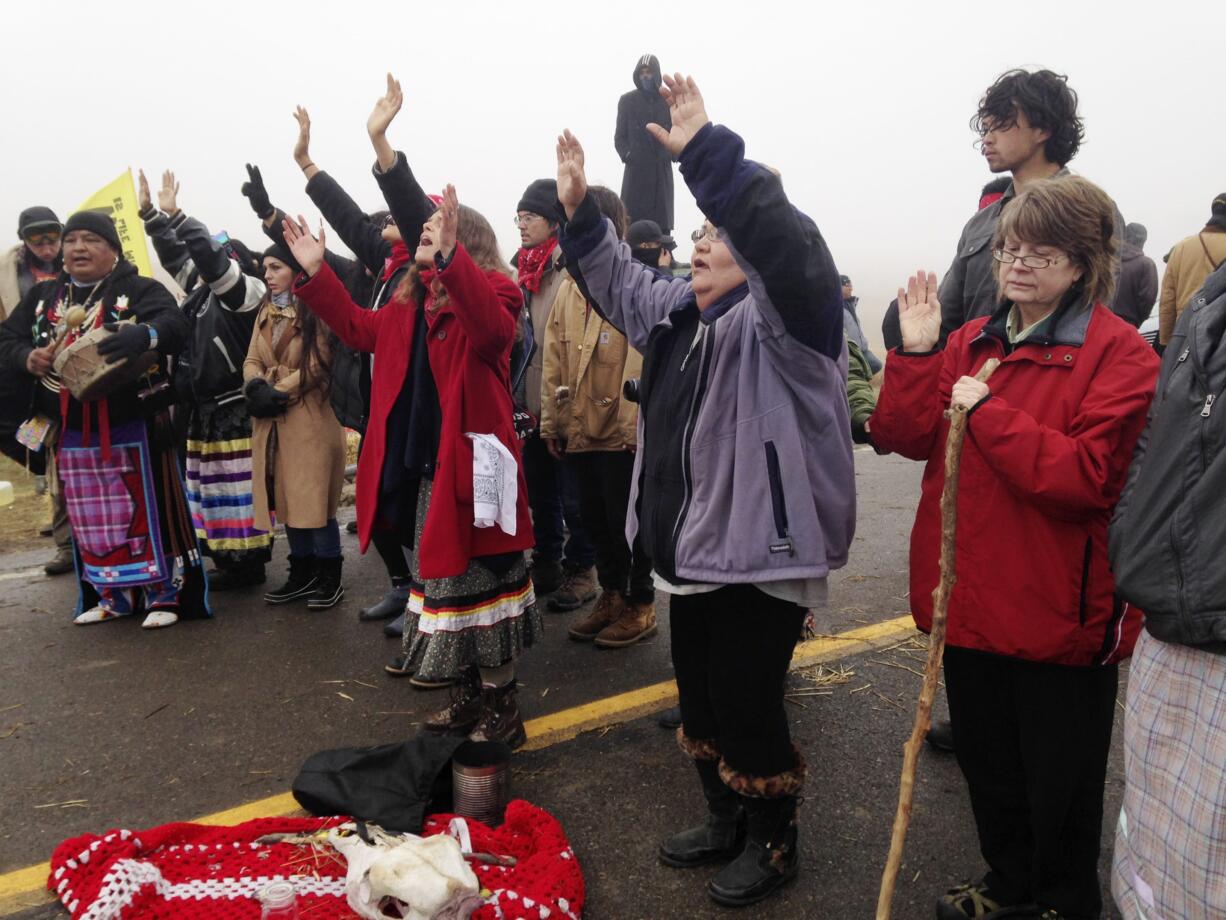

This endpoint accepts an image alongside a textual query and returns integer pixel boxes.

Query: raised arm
[174,214,265,312]
[365,77,433,253]
[651,74,841,360]
[555,130,692,349]
[284,216,382,354]
[137,169,191,281]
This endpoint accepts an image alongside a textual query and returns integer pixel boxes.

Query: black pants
[944,647,1117,920]
[371,526,411,581]
[671,585,805,777]
[569,450,653,603]
[522,435,594,568]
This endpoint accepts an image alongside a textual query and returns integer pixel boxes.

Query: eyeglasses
[24,231,61,246]
[991,249,1068,269]
[690,225,720,244]
[513,213,544,228]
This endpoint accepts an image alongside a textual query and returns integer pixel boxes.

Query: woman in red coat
[284,178,537,750]
[870,176,1159,920]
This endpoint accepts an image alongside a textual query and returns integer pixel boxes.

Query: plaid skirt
[1112,628,1226,919]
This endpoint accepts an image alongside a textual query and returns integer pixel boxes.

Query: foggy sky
[3,0,1223,353]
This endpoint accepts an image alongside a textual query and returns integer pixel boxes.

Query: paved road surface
[0,451,1126,918]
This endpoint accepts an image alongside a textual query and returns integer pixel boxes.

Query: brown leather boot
[567,590,625,641]
[469,680,527,750]
[547,565,598,612]
[594,599,658,648]
[423,667,483,734]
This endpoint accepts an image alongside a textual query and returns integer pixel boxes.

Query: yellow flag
[76,170,153,277]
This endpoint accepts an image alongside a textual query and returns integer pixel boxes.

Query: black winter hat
[18,206,61,238]
[628,219,665,248]
[262,243,302,275]
[63,210,122,253]
[517,179,561,223]
[224,237,260,277]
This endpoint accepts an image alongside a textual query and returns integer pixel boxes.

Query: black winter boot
[659,758,746,868]
[308,556,345,610]
[468,680,527,750]
[208,561,266,591]
[359,577,410,621]
[264,555,318,604]
[707,794,800,908]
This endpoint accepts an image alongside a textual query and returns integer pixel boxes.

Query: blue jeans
[522,436,594,568]
[285,519,342,559]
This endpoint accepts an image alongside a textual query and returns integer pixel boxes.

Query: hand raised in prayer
[646,73,711,160]
[367,73,403,139]
[897,270,942,353]
[293,106,312,168]
[283,215,326,277]
[437,185,459,262]
[158,170,180,215]
[137,169,152,212]
[555,130,587,220]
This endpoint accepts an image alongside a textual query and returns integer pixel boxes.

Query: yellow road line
[0,614,915,913]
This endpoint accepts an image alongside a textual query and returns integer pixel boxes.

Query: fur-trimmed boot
[706,755,804,907]
[659,755,745,868]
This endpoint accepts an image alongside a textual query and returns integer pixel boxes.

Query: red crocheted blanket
[47,800,584,919]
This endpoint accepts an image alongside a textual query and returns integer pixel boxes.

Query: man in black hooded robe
[615,54,674,233]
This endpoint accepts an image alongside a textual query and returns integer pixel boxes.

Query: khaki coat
[1159,228,1226,344]
[243,304,345,530]
[539,274,641,452]
[0,245,25,323]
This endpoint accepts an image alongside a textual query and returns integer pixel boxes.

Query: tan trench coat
[539,274,641,451]
[243,304,345,530]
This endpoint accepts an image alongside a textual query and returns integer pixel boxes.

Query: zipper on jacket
[764,441,795,557]
[1077,537,1092,627]
[668,324,714,558]
[1201,394,1215,418]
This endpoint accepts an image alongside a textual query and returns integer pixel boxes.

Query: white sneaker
[73,606,122,626]
[141,610,179,630]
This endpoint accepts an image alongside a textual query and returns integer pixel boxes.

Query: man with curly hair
[938,69,1088,341]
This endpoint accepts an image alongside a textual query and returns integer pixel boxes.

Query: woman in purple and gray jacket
[555,73,855,909]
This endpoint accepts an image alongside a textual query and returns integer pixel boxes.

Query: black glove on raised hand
[97,322,152,365]
[244,377,290,418]
[241,163,274,220]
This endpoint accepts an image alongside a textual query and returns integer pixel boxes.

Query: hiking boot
[469,680,527,750]
[935,879,1034,919]
[207,562,266,591]
[660,759,745,868]
[707,794,800,907]
[927,718,956,753]
[264,554,318,604]
[423,667,484,734]
[359,578,410,621]
[594,599,657,648]
[547,565,598,612]
[567,590,624,641]
[529,556,564,595]
[308,557,345,610]
[44,546,75,576]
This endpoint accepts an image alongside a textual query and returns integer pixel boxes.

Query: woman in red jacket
[283,182,537,750]
[870,176,1159,920]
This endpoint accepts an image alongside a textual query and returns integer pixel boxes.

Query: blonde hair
[992,175,1118,307]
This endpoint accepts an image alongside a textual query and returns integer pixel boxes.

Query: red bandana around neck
[382,240,412,281]
[516,236,557,294]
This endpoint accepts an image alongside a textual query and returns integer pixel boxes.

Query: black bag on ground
[292,734,464,833]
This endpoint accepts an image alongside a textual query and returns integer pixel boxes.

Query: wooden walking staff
[875,356,1000,920]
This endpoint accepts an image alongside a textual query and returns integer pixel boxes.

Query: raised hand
[897,270,942,353]
[137,169,152,212]
[556,130,587,220]
[437,185,459,260]
[367,73,403,139]
[241,164,274,220]
[646,73,711,159]
[158,170,180,215]
[292,106,312,168]
[282,214,326,277]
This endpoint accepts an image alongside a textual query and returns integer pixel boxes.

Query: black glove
[97,322,152,365]
[244,377,290,418]
[241,163,274,220]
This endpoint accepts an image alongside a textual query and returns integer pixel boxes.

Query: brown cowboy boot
[567,590,625,641]
[469,680,527,750]
[594,599,657,648]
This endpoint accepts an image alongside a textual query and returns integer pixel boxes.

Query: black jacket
[615,55,674,232]
[144,210,264,406]
[0,261,187,428]
[1109,243,1159,328]
[1110,263,1226,652]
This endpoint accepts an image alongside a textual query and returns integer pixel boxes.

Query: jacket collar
[978,286,1094,350]
[698,281,750,325]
